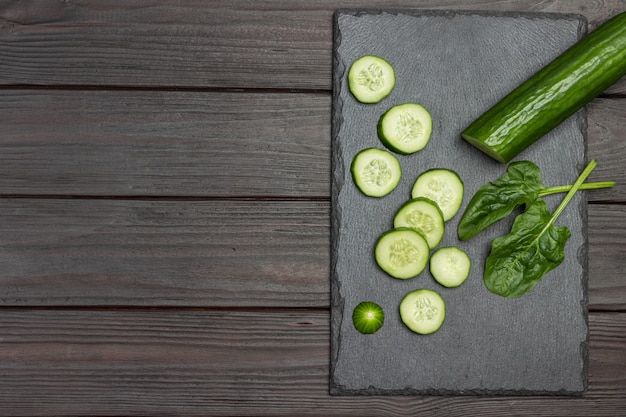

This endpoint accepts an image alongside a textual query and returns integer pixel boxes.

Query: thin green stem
[549,160,597,227]
[539,181,615,197]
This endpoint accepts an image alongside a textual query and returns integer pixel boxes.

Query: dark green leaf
[458,161,544,240]
[484,199,571,298]
[458,161,614,241]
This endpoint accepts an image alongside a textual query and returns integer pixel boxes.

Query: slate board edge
[329,8,590,396]
[579,104,591,397]
[329,6,347,395]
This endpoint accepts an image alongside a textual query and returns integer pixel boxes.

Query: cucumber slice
[351,148,401,197]
[375,228,430,279]
[377,103,433,155]
[348,55,396,104]
[399,289,446,335]
[393,197,445,249]
[411,169,464,221]
[430,246,471,288]
[352,301,385,334]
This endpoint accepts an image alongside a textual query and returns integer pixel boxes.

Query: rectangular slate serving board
[330,9,589,395]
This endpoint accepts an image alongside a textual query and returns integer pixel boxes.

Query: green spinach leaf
[483,160,597,298]
[458,161,542,241]
[484,199,571,297]
[458,161,614,241]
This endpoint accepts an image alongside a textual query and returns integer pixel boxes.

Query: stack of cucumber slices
[347,55,471,336]
[375,168,467,282]
[370,169,470,335]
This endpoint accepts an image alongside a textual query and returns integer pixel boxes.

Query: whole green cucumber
[461,12,626,163]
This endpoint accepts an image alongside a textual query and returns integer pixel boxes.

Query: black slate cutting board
[330,9,589,395]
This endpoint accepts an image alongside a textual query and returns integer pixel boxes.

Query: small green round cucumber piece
[375,228,430,279]
[430,246,471,288]
[411,169,464,221]
[399,288,446,335]
[377,103,433,155]
[348,55,396,104]
[352,301,385,334]
[393,197,445,249]
[351,148,401,197]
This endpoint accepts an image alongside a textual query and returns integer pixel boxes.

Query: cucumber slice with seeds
[430,246,471,288]
[399,288,446,335]
[348,55,396,104]
[393,197,445,249]
[375,228,430,279]
[352,301,385,334]
[377,103,433,155]
[411,169,464,221]
[351,148,401,197]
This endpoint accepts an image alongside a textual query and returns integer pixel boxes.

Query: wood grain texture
[0,90,330,197]
[0,90,623,199]
[586,97,626,201]
[588,205,626,311]
[0,198,623,309]
[0,0,624,91]
[0,309,623,416]
[0,199,330,307]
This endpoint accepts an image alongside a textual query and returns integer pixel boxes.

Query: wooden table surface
[0,1,624,415]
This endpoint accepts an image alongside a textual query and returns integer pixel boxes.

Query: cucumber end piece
[352,301,385,334]
[460,132,508,164]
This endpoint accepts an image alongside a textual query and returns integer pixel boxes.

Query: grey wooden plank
[0,199,330,307]
[0,90,623,199]
[588,204,626,311]
[0,0,624,91]
[587,97,626,202]
[0,309,623,416]
[0,198,622,309]
[0,90,330,197]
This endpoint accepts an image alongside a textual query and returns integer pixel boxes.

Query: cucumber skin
[461,12,626,163]
[352,301,385,334]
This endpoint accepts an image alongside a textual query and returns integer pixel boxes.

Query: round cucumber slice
[351,148,401,197]
[430,246,471,288]
[348,55,396,104]
[411,169,464,221]
[352,301,385,334]
[399,288,446,335]
[377,103,433,155]
[375,228,430,279]
[393,197,445,249]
